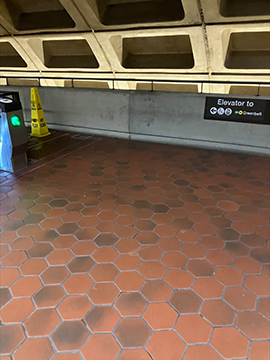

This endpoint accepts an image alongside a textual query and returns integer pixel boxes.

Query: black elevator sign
[204,96,270,125]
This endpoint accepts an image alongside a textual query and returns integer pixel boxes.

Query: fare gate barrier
[0,91,28,172]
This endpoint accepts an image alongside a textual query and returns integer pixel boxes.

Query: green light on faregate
[11,115,21,127]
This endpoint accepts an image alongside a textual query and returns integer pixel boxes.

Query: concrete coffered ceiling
[0,0,269,94]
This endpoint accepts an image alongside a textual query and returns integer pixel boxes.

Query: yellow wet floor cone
[30,87,51,137]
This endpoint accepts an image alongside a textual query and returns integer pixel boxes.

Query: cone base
[30,132,51,138]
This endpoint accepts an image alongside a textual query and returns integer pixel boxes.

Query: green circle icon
[11,115,21,127]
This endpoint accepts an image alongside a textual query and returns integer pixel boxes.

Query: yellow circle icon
[239,110,243,115]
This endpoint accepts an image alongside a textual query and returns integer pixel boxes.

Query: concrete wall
[1,86,269,155]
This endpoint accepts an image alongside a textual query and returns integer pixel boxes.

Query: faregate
[0,91,28,172]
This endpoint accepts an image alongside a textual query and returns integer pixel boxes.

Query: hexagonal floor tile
[114,255,142,271]
[114,233,138,248]
[183,345,222,360]
[176,230,200,243]
[71,241,96,256]
[236,312,270,340]
[52,235,77,249]
[133,200,151,209]
[24,309,60,336]
[49,199,68,207]
[94,234,119,247]
[210,327,249,359]
[0,324,25,355]
[224,241,250,257]
[223,287,257,310]
[85,306,120,332]
[0,288,11,309]
[187,260,215,277]
[143,303,178,329]
[13,337,54,360]
[1,251,27,267]
[157,237,181,251]
[90,264,119,282]
[241,234,266,247]
[135,220,156,231]
[135,232,159,245]
[164,270,194,289]
[170,290,202,314]
[115,318,151,348]
[115,272,145,292]
[27,243,53,258]
[138,245,163,261]
[146,331,185,360]
[175,315,212,344]
[33,286,66,308]
[192,278,223,299]
[206,250,233,266]
[251,248,270,264]
[53,353,81,360]
[141,280,172,302]
[161,253,188,269]
[11,276,42,297]
[258,297,270,320]
[88,283,119,305]
[201,300,236,326]
[118,349,152,360]
[181,244,207,259]
[67,257,95,273]
[244,276,270,296]
[234,257,262,275]
[139,262,167,280]
[46,249,73,265]
[0,268,21,286]
[1,298,35,323]
[19,259,48,276]
[92,247,118,263]
[51,321,89,351]
[10,237,34,251]
[41,266,69,284]
[63,274,94,294]
[81,334,120,360]
[115,292,147,317]
[214,267,244,286]
[57,295,91,320]
[115,226,138,239]
[249,341,270,360]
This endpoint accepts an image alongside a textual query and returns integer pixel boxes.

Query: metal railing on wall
[0,76,270,96]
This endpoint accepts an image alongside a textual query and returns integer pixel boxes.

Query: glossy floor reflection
[0,134,269,360]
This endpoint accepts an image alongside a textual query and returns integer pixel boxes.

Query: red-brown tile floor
[0,135,269,360]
